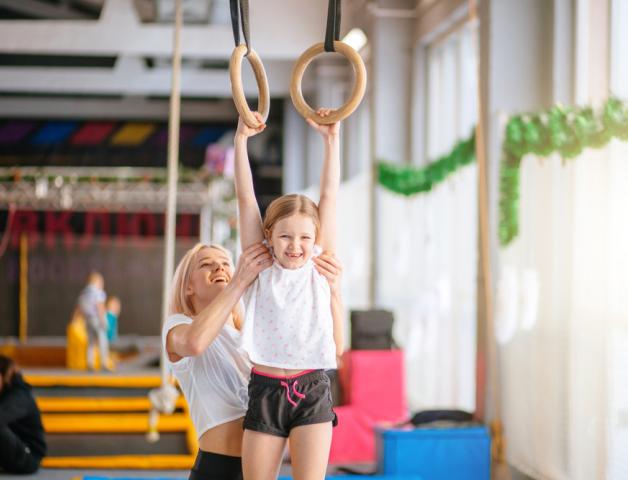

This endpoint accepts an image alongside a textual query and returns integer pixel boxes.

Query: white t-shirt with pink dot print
[241,245,337,370]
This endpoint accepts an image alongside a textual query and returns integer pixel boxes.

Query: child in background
[77,271,111,371]
[105,296,121,343]
[234,109,344,479]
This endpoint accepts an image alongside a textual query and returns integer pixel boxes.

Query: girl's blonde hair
[169,243,243,329]
[262,194,320,237]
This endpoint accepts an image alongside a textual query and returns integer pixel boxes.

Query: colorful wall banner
[0,122,36,144]
[110,123,156,146]
[70,122,116,145]
[0,119,232,168]
[31,122,78,145]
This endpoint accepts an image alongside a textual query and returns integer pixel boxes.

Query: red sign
[5,210,200,249]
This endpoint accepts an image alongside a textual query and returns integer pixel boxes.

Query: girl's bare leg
[288,422,333,480]
[242,429,287,480]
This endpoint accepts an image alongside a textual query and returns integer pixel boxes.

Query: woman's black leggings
[188,450,243,480]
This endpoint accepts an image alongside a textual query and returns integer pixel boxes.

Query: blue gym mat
[83,476,423,480]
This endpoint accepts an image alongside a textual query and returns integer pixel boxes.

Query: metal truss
[0,167,236,214]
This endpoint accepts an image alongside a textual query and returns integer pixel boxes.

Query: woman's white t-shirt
[162,314,250,438]
[241,247,337,370]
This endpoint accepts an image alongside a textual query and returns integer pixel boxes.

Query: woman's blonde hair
[262,194,320,237]
[169,243,243,329]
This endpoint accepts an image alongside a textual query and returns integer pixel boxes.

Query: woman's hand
[313,252,343,294]
[235,112,266,141]
[232,242,273,289]
[306,108,340,141]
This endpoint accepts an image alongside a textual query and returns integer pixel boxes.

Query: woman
[164,242,343,480]
[0,355,46,474]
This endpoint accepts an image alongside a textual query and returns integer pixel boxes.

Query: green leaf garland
[376,97,628,247]
[377,131,476,196]
[499,97,628,245]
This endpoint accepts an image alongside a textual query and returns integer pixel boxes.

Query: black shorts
[243,369,338,438]
[188,450,242,480]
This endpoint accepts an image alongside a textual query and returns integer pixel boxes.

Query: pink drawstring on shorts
[280,380,306,408]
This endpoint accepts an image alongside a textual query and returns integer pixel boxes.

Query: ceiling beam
[0,0,328,60]
[0,0,93,20]
[0,58,295,97]
[0,97,239,120]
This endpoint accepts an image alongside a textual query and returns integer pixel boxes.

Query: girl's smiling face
[267,214,317,269]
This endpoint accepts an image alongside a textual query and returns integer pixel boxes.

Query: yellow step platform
[25,373,163,388]
[42,454,195,470]
[42,412,192,433]
[37,396,187,413]
[25,370,197,468]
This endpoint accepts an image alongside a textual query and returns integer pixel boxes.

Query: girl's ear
[264,229,272,242]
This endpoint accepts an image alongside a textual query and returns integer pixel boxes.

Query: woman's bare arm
[314,252,345,356]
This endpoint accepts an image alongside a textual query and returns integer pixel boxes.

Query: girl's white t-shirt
[162,314,250,438]
[241,246,337,369]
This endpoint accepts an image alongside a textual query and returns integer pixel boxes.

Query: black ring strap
[230,0,251,55]
[324,0,342,52]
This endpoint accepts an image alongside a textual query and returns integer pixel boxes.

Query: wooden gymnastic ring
[229,45,270,128]
[290,41,367,124]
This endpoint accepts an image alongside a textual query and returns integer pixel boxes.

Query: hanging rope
[148,0,182,444]
[324,0,341,52]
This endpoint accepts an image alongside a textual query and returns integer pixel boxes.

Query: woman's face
[186,248,234,313]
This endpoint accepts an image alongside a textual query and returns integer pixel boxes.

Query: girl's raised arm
[234,114,266,250]
[306,109,340,253]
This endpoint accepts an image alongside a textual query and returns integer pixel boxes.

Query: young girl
[234,110,344,480]
[164,242,340,480]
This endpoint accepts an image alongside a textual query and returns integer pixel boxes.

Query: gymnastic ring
[229,45,270,129]
[290,41,367,124]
